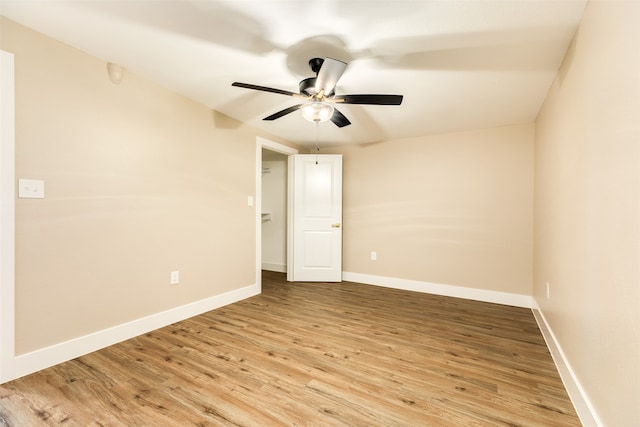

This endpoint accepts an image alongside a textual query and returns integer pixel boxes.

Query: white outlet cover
[170,271,180,285]
[546,282,550,299]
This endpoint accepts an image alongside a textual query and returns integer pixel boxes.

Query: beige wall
[1,18,292,355]
[328,124,534,295]
[534,1,640,425]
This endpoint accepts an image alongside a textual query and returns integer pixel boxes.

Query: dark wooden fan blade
[315,58,347,96]
[332,94,403,105]
[232,82,298,97]
[330,108,351,128]
[263,104,303,121]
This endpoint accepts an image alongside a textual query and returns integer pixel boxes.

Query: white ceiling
[1,0,587,148]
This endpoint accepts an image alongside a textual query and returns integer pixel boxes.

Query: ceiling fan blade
[315,58,347,96]
[232,82,300,97]
[332,94,403,105]
[330,108,351,128]
[263,104,303,121]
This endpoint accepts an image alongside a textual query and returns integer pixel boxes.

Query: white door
[288,154,342,282]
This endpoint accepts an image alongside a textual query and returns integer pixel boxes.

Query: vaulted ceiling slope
[1,0,587,147]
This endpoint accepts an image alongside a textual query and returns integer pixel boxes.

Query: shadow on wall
[212,110,243,129]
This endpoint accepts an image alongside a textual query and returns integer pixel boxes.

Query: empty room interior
[0,1,638,426]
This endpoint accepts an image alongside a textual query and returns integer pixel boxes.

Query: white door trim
[255,137,297,290]
[0,50,16,383]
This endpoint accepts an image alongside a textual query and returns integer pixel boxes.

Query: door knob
[331,223,341,228]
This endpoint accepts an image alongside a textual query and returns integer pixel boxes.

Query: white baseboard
[262,262,286,273]
[531,300,602,427]
[9,283,260,382]
[342,272,532,308]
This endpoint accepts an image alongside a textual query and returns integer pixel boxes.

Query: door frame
[1,50,16,383]
[255,137,297,290]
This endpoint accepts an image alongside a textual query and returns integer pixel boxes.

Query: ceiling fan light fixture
[301,101,334,123]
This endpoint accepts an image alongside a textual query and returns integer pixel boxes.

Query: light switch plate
[18,179,45,199]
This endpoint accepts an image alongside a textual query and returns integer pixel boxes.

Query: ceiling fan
[231,57,403,128]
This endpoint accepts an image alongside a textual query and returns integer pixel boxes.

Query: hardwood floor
[0,271,580,426]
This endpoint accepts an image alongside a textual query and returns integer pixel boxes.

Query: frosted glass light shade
[301,102,334,123]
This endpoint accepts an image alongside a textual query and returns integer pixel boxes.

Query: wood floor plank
[0,271,581,426]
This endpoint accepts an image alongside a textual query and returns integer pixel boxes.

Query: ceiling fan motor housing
[299,77,317,95]
[299,58,336,96]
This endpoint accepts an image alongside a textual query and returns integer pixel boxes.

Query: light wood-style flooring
[1,271,580,426]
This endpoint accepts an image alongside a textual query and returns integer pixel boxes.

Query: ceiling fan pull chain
[315,122,320,164]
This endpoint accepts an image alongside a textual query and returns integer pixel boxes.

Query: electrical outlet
[371,251,377,261]
[171,271,180,285]
[546,282,550,299]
